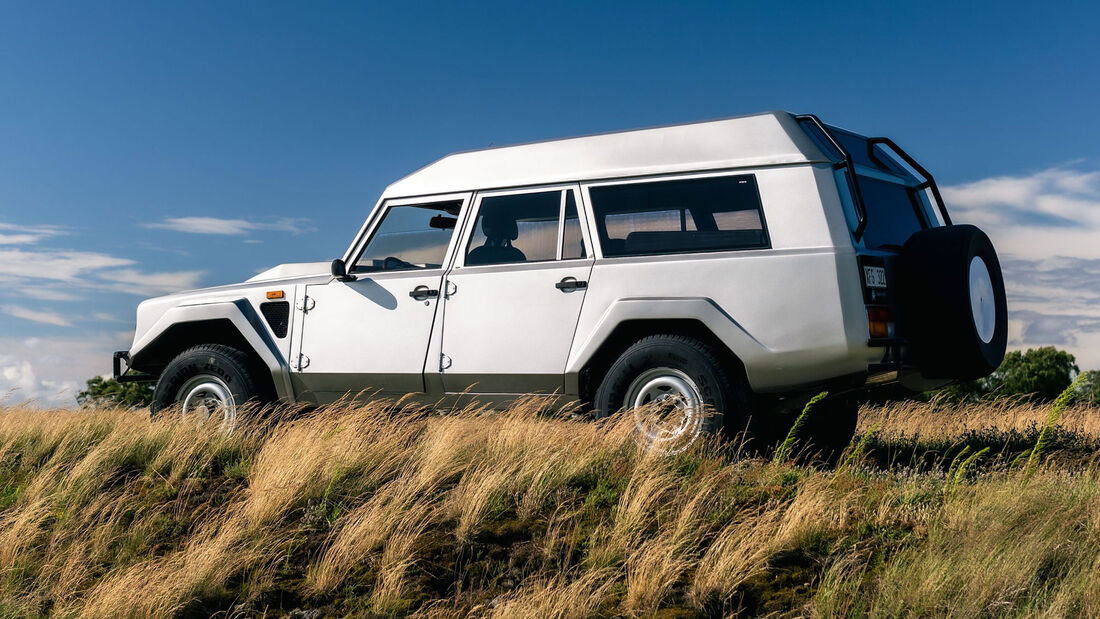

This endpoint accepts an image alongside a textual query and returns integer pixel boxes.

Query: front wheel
[593,335,745,453]
[151,344,267,430]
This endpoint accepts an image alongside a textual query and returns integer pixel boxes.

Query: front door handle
[555,277,588,292]
[409,285,439,300]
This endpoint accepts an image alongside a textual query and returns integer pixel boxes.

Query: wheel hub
[624,367,705,453]
[969,256,996,344]
[176,374,237,431]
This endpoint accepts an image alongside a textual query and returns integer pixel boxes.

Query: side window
[589,175,768,257]
[561,190,587,260]
[352,200,461,273]
[466,190,560,266]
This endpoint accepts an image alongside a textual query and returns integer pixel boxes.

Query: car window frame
[580,170,771,260]
[345,192,473,276]
[453,183,592,270]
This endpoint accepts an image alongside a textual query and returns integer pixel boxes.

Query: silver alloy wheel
[624,367,705,453]
[176,374,237,431]
[968,256,996,344]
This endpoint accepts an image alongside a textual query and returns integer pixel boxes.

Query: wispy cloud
[18,287,80,302]
[145,216,315,236]
[1,304,72,327]
[0,222,66,245]
[944,165,1100,259]
[95,268,205,296]
[0,248,203,297]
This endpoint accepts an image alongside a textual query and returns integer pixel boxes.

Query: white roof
[382,111,831,199]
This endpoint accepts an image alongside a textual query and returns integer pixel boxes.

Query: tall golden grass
[0,396,1098,617]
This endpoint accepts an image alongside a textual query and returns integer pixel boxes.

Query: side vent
[260,301,290,338]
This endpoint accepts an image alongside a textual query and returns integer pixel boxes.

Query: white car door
[290,194,469,403]
[439,185,594,394]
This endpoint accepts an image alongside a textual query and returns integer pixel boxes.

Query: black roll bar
[866,136,952,226]
[794,114,869,241]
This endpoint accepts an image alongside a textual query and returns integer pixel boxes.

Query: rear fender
[566,297,769,390]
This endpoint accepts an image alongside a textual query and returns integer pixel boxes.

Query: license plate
[864,265,887,289]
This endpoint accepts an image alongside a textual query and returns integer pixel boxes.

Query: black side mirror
[331,258,357,282]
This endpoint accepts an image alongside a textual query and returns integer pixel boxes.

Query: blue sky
[2,1,1099,404]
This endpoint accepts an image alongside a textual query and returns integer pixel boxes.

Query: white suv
[115,112,1008,451]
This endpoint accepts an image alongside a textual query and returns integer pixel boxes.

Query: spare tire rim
[969,256,996,344]
[177,374,237,431]
[624,367,704,453]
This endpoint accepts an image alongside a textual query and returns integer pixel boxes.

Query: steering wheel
[382,256,414,270]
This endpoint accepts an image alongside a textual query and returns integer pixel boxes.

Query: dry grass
[0,397,1099,617]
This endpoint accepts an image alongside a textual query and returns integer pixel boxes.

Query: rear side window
[589,175,767,257]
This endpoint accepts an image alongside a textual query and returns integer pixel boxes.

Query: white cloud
[18,287,80,301]
[944,164,1100,369]
[944,166,1100,260]
[1,305,72,327]
[145,216,315,236]
[0,333,131,407]
[96,268,205,296]
[0,248,203,297]
[0,222,66,245]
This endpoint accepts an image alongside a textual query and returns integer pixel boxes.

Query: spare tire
[897,224,1007,380]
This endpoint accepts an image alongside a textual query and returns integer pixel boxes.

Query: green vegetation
[932,346,1089,403]
[2,395,1100,617]
[76,375,153,408]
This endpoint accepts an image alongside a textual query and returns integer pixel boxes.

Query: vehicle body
[116,111,1008,451]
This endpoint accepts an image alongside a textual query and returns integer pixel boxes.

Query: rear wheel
[593,334,746,453]
[151,344,267,430]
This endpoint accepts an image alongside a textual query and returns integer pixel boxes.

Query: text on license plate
[863,266,887,289]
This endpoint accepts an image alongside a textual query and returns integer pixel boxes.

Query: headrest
[481,209,519,241]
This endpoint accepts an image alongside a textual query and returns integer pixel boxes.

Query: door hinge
[290,353,310,371]
[296,294,315,313]
[439,353,452,371]
[444,280,458,298]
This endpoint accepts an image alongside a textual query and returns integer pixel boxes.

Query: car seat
[467,210,527,265]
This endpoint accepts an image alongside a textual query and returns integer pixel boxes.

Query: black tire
[897,224,1008,380]
[150,344,267,416]
[593,335,747,447]
[798,398,859,461]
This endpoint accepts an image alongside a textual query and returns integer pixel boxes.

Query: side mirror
[330,258,357,282]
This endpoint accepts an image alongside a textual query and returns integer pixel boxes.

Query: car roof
[381,111,833,200]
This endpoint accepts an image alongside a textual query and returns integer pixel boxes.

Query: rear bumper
[112,351,156,383]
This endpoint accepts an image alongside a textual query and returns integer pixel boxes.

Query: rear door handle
[555,277,588,292]
[409,285,439,300]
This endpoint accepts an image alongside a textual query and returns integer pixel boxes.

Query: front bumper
[112,351,156,383]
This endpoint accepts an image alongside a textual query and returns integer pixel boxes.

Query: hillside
[1,397,1099,617]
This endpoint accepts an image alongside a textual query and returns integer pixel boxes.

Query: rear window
[589,175,768,257]
[801,120,935,249]
[855,174,928,249]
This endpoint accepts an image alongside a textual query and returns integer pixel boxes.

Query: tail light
[867,306,892,339]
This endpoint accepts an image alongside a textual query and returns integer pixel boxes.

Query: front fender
[130,299,293,399]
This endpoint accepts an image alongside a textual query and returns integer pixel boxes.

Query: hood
[247,261,331,282]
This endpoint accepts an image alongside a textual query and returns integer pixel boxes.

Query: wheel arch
[568,298,766,402]
[129,300,291,399]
